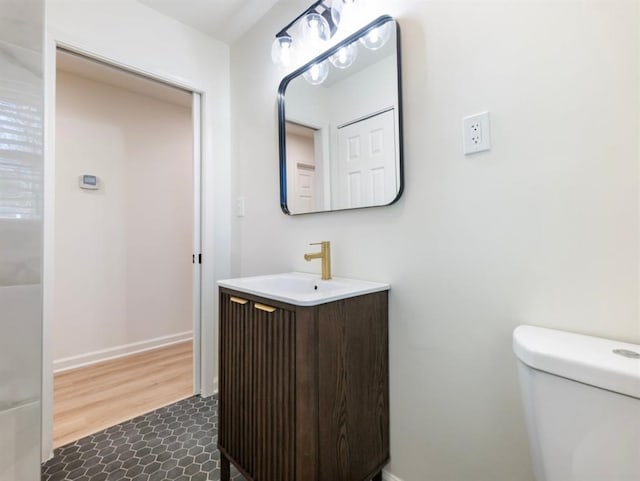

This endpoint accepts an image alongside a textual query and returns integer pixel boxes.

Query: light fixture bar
[275,0,331,38]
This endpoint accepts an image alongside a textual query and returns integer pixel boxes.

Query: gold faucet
[304,241,332,280]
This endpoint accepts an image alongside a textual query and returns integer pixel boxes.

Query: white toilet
[513,325,640,481]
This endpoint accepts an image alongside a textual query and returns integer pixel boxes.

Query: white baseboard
[383,470,404,481]
[53,331,193,373]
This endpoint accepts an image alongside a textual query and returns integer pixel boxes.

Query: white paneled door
[335,109,397,209]
[285,122,317,214]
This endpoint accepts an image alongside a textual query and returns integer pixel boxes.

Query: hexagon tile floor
[42,395,246,481]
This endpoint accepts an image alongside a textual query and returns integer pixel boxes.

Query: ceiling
[137,0,281,44]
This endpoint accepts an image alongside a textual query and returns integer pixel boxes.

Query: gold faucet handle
[309,241,329,246]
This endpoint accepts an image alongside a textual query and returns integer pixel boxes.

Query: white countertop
[218,272,390,306]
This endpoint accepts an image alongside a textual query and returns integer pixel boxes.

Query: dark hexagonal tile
[143,461,162,474]
[183,463,200,476]
[68,467,87,478]
[155,451,172,463]
[148,469,167,481]
[187,445,204,457]
[139,454,156,466]
[41,395,247,481]
[121,456,140,470]
[173,447,188,459]
[65,459,84,472]
[178,455,195,468]
[147,437,162,448]
[189,472,207,481]
[150,445,165,455]
[100,446,117,458]
[126,463,145,478]
[131,440,147,451]
[103,460,123,472]
[105,468,127,480]
[186,425,200,434]
[136,447,152,458]
[167,466,184,478]
[95,440,111,450]
[85,464,104,477]
[101,453,118,465]
[160,458,178,472]
[163,434,178,444]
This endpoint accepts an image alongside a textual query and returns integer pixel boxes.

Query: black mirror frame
[277,15,403,215]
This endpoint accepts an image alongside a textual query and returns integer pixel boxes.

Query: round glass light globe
[359,22,392,50]
[299,12,331,46]
[330,0,345,28]
[329,42,358,69]
[303,60,329,85]
[271,36,294,68]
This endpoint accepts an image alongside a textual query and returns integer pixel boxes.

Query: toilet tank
[513,326,640,481]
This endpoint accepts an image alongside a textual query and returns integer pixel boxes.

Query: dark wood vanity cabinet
[218,288,389,481]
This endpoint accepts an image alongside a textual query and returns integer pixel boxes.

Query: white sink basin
[217,272,390,306]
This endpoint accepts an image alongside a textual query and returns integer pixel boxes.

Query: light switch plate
[236,197,245,217]
[463,111,491,155]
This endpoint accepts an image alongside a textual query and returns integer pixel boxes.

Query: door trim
[192,92,203,395]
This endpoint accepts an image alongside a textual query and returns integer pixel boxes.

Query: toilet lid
[513,325,640,399]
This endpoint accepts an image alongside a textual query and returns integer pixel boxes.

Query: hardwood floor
[53,340,193,448]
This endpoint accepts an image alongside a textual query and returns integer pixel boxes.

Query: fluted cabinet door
[219,292,297,481]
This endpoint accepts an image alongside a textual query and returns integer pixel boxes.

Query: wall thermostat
[79,174,99,190]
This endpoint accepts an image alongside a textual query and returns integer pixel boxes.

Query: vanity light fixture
[329,42,358,69]
[359,21,392,50]
[271,0,392,85]
[272,0,346,69]
[303,60,329,85]
[299,12,331,47]
[271,35,293,68]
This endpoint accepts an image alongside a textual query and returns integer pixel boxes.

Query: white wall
[53,70,193,366]
[230,1,640,480]
[329,54,397,126]
[43,0,231,460]
[286,77,332,126]
[286,55,396,129]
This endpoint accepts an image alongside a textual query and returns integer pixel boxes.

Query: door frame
[284,117,331,211]
[42,41,206,461]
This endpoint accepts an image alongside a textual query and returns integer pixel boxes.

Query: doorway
[51,49,201,447]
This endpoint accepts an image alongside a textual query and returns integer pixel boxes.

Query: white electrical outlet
[463,111,491,155]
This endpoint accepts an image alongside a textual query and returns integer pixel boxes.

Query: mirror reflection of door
[335,109,397,209]
[286,121,326,213]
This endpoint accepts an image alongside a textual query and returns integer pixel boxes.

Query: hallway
[54,342,193,448]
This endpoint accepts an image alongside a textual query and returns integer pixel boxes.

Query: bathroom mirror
[278,16,403,215]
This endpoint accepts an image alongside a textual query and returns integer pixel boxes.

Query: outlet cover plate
[463,111,491,155]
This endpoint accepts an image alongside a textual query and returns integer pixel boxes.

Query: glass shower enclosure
[0,0,44,479]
